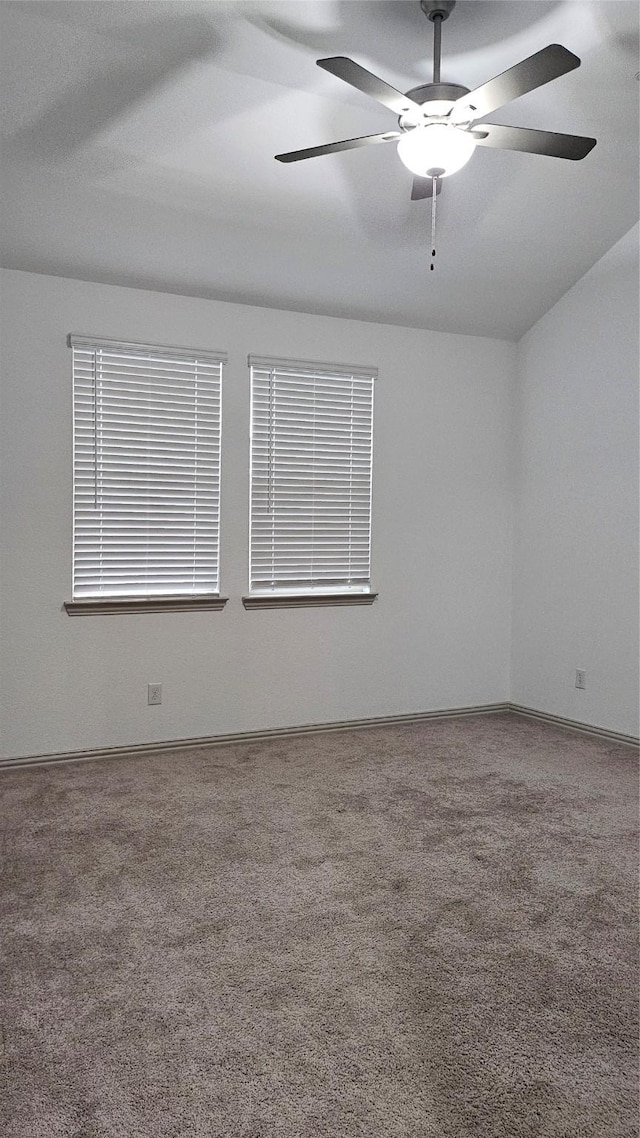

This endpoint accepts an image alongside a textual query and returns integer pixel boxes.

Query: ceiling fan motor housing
[399,83,470,130]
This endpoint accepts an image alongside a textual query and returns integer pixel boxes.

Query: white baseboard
[0,701,636,771]
[509,704,639,748]
[0,703,509,770]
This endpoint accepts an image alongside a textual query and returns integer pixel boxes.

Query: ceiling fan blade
[411,176,442,200]
[275,130,401,163]
[450,44,581,124]
[317,57,422,118]
[468,123,596,160]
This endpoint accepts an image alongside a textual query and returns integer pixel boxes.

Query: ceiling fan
[274,0,596,266]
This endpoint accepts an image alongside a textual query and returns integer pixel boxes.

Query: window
[247,355,376,607]
[67,335,226,613]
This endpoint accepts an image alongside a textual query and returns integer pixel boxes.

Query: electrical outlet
[575,669,586,690]
[148,683,162,705]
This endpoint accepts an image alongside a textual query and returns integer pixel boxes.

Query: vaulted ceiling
[1,0,638,339]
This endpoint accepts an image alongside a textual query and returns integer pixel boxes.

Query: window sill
[242,593,377,610]
[64,595,228,616]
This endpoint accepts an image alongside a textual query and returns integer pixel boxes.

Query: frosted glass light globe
[397,124,476,177]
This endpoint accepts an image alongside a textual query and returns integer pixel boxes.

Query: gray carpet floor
[1,712,638,1137]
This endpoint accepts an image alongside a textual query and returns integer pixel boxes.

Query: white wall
[0,269,515,759]
[512,224,639,738]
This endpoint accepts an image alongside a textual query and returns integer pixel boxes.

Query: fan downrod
[420,0,456,22]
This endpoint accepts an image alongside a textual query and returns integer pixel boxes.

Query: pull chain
[428,170,443,270]
[430,176,437,270]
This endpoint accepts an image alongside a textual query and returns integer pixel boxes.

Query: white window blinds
[70,336,225,599]
[249,355,376,596]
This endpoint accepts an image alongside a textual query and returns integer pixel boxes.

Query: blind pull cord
[92,350,98,508]
[267,369,275,514]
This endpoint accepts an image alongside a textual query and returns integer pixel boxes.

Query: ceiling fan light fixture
[397,123,477,177]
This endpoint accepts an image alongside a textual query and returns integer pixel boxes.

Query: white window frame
[245,354,377,609]
[65,335,228,615]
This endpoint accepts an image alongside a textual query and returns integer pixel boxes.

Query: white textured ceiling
[0,0,638,339]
